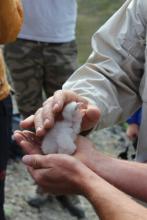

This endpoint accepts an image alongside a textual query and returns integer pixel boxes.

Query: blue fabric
[127,108,142,126]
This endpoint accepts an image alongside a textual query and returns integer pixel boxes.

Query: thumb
[20,115,35,129]
[82,105,100,130]
[22,154,51,169]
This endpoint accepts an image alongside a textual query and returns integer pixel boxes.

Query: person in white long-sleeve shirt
[14,1,147,219]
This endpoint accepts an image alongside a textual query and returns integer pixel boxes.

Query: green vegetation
[77,0,125,64]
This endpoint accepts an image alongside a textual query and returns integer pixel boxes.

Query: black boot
[56,195,85,219]
[27,186,53,208]
[117,146,129,160]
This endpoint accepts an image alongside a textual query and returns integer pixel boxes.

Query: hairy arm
[22,151,147,220]
[82,170,147,220]
[14,131,147,202]
[81,147,147,203]
[0,0,23,43]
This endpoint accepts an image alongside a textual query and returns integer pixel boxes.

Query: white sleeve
[63,0,146,129]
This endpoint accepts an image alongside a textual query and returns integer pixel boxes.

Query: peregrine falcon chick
[41,101,84,155]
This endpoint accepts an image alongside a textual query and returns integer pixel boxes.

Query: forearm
[82,171,147,220]
[88,151,147,202]
[0,0,23,43]
[63,0,144,129]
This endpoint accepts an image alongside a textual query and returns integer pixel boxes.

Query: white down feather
[41,102,83,155]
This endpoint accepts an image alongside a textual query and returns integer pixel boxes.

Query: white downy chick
[41,101,84,155]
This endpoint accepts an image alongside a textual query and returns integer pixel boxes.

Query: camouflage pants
[4,39,77,118]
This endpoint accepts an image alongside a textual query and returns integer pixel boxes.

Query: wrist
[85,148,116,181]
[76,165,100,197]
[82,173,99,198]
[71,162,98,195]
[84,148,108,173]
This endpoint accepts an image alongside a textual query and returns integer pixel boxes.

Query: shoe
[117,146,129,160]
[56,195,85,219]
[27,187,53,208]
[27,193,52,208]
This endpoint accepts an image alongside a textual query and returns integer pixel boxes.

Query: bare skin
[20,90,100,137]
[126,123,139,140]
[16,90,147,219]
[14,131,147,220]
[14,131,147,202]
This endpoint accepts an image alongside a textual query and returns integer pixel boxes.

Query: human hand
[14,130,98,170]
[126,124,139,140]
[22,153,93,195]
[14,128,102,195]
[14,130,85,194]
[20,90,100,137]
[14,130,42,155]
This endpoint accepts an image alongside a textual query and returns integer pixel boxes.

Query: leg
[0,95,12,220]
[4,39,44,118]
[43,41,85,218]
[43,40,77,97]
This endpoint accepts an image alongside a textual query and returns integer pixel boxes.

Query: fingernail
[36,127,44,137]
[13,133,24,142]
[22,155,32,165]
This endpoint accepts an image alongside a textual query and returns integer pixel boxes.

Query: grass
[77,0,125,64]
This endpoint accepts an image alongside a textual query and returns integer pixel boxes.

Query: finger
[14,130,42,146]
[22,130,42,145]
[42,90,88,129]
[42,93,65,129]
[52,90,88,113]
[20,141,39,154]
[27,166,47,182]
[22,154,53,169]
[27,167,61,192]
[14,131,42,154]
[82,105,100,131]
[27,165,84,195]
[13,131,26,143]
[42,97,55,129]
[19,139,42,154]
[34,108,47,137]
[20,115,35,129]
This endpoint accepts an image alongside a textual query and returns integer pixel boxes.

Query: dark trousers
[0,95,12,220]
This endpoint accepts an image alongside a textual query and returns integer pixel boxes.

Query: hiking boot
[27,186,54,208]
[56,195,85,219]
[27,186,86,219]
[27,193,53,208]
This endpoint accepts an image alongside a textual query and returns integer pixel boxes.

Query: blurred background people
[127,108,142,148]
[0,1,23,219]
[117,109,142,160]
[126,108,142,159]
[4,0,85,218]
[0,50,12,220]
